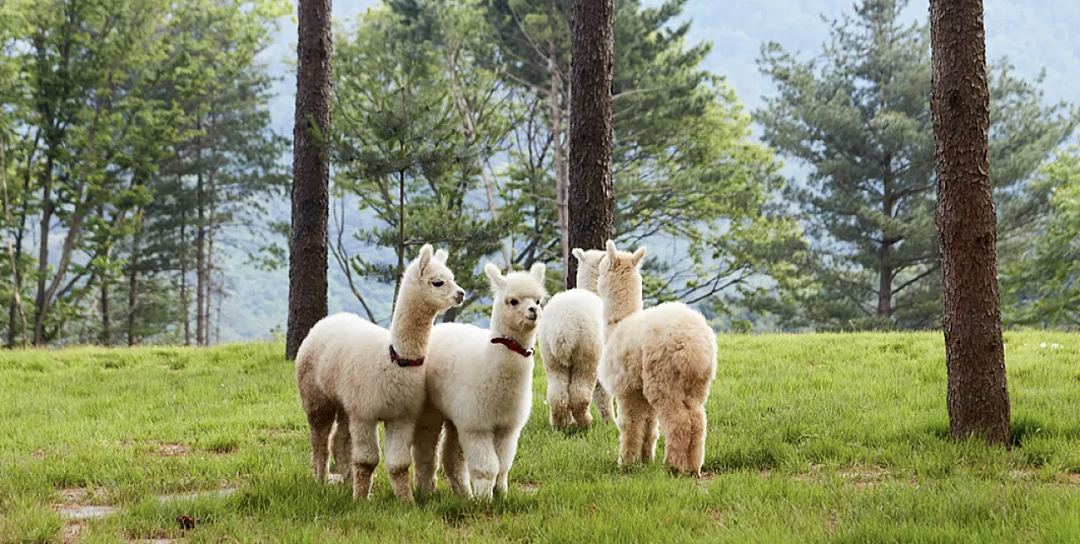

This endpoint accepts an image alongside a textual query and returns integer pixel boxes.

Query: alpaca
[597,240,717,475]
[536,248,613,428]
[295,244,465,501]
[412,262,547,500]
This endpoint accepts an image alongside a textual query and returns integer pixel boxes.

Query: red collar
[490,337,534,357]
[389,345,424,367]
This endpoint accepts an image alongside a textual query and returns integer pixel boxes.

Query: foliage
[756,0,1077,331]
[0,0,287,346]
[1003,143,1080,328]
[331,4,508,322]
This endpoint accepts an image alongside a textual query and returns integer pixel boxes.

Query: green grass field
[1,332,1079,543]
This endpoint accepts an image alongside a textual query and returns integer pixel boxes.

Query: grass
[1,332,1079,543]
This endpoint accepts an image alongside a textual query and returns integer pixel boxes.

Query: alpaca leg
[330,411,353,483]
[458,429,499,500]
[440,422,470,497]
[614,391,650,467]
[493,427,521,496]
[592,381,615,423]
[545,364,572,428]
[640,404,658,463]
[655,401,704,474]
[412,405,444,495]
[306,408,335,481]
[686,405,707,475]
[569,363,597,428]
[348,419,380,500]
[383,418,416,502]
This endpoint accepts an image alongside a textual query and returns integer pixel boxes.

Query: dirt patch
[120,440,192,457]
[516,481,540,494]
[60,521,85,544]
[707,507,729,528]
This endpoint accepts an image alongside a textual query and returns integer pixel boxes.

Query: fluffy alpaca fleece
[597,240,717,475]
[412,262,547,500]
[536,248,613,428]
[295,244,465,501]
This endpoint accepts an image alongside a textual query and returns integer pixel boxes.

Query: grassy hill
[2,332,1079,541]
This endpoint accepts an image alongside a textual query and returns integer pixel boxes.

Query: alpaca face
[409,245,466,310]
[597,240,647,306]
[485,262,548,334]
[572,248,606,293]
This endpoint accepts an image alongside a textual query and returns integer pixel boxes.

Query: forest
[1,0,1078,347]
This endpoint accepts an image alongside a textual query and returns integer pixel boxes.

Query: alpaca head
[401,244,466,312]
[598,240,646,320]
[485,262,547,335]
[572,248,606,293]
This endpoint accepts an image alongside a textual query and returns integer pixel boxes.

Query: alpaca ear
[484,263,506,290]
[571,248,585,262]
[417,244,434,274]
[433,248,449,264]
[631,246,647,268]
[529,262,546,285]
[605,240,617,261]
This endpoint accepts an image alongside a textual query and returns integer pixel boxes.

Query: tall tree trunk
[99,277,110,346]
[195,131,205,347]
[930,0,1010,445]
[566,0,615,290]
[33,154,55,346]
[204,160,216,345]
[548,40,570,285]
[127,208,144,346]
[3,135,30,348]
[179,198,190,346]
[878,246,892,318]
[286,0,332,360]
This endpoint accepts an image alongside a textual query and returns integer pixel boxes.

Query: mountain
[215,0,1079,341]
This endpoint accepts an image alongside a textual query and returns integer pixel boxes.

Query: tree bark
[99,277,110,346]
[566,0,615,289]
[286,0,332,360]
[195,130,205,347]
[877,247,892,318]
[33,154,55,346]
[127,208,144,346]
[930,0,1010,445]
[179,195,190,346]
[204,160,216,345]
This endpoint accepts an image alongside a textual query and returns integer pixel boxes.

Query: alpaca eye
[432,280,444,287]
[509,299,519,306]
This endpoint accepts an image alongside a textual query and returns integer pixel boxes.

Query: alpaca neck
[489,312,537,356]
[603,287,643,334]
[388,286,437,360]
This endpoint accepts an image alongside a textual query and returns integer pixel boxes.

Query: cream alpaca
[295,244,464,501]
[537,248,612,427]
[412,262,547,500]
[597,240,717,475]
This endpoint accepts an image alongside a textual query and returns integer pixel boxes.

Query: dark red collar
[491,337,534,357]
[389,345,424,367]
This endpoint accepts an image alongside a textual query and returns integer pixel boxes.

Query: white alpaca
[412,262,547,500]
[295,244,465,501]
[536,248,613,428]
[597,240,717,475]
